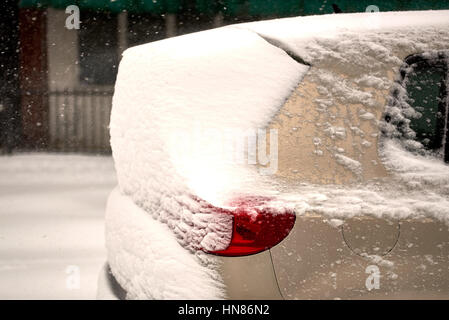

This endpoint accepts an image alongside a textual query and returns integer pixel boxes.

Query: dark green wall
[20,0,449,16]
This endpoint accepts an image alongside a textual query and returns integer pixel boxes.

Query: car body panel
[269,215,449,299]
[342,217,400,256]
[105,10,449,299]
[245,13,449,299]
[218,251,283,299]
[264,72,391,184]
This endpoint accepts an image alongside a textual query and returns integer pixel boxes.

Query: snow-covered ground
[0,153,116,299]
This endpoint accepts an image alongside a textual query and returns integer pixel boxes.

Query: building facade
[7,0,449,153]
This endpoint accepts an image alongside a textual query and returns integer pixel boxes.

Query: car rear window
[384,51,449,162]
[405,58,447,151]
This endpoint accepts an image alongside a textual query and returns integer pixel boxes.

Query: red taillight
[208,197,296,257]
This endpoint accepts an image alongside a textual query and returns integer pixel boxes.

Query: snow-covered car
[98,10,449,299]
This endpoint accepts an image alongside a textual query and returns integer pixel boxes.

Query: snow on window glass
[382,51,449,162]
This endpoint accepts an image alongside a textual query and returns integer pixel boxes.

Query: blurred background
[2,0,449,155]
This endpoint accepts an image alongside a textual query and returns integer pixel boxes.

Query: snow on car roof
[240,10,449,40]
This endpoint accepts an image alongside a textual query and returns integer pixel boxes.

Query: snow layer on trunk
[109,26,308,298]
[111,26,307,206]
[105,188,225,299]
